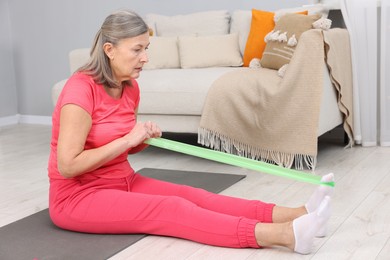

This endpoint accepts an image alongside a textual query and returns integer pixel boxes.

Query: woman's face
[105,32,150,83]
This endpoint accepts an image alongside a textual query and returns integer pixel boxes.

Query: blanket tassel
[198,127,317,171]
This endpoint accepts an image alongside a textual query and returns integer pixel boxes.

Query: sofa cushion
[178,34,243,69]
[229,4,328,58]
[143,36,180,70]
[242,9,313,67]
[136,67,241,115]
[260,13,321,70]
[274,4,329,21]
[229,10,252,56]
[145,10,230,37]
[242,9,275,67]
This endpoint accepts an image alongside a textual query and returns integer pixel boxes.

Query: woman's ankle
[272,205,307,223]
[254,222,295,250]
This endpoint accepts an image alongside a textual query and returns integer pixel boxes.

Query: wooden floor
[1,124,390,259]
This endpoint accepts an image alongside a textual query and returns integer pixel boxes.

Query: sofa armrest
[51,79,67,106]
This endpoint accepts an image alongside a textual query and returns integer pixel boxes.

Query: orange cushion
[242,9,308,67]
[243,9,274,67]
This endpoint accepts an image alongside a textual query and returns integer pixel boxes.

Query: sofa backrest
[145,10,251,56]
[69,48,90,74]
[67,5,329,73]
[229,10,252,55]
[145,10,230,37]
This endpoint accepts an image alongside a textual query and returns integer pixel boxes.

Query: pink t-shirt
[48,72,140,180]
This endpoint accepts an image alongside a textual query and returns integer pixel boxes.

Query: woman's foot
[305,173,334,213]
[293,196,331,254]
[305,173,334,237]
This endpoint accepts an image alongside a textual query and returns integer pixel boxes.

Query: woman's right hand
[123,121,162,149]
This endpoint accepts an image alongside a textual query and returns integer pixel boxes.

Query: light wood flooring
[1,124,390,259]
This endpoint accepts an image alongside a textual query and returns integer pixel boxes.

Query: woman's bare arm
[57,104,130,178]
[57,104,145,178]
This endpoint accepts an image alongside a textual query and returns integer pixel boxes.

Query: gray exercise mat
[0,168,245,260]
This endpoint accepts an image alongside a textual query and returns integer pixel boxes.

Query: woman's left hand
[143,121,162,139]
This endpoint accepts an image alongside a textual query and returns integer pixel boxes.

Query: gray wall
[2,0,309,117]
[0,0,18,117]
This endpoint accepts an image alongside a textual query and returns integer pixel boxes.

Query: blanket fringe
[198,127,316,170]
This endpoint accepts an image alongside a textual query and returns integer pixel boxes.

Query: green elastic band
[145,138,335,187]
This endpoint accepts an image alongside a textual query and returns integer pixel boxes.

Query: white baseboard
[0,114,52,127]
[19,115,52,125]
[0,115,20,127]
[380,141,390,147]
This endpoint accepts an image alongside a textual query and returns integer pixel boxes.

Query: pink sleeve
[59,73,94,115]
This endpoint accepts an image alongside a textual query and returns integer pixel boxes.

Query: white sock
[305,173,334,237]
[305,173,334,213]
[316,195,332,237]
[293,196,331,254]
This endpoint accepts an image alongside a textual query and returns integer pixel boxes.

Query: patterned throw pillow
[242,9,309,67]
[260,13,321,70]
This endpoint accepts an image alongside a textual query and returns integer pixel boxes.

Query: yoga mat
[0,168,245,260]
[145,138,335,187]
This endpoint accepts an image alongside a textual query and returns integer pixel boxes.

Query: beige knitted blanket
[323,29,354,146]
[198,29,353,169]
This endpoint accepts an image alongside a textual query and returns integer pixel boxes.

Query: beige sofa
[52,7,343,136]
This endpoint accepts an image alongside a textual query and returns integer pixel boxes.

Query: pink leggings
[49,172,275,248]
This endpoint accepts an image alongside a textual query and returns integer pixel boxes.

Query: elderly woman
[48,9,332,254]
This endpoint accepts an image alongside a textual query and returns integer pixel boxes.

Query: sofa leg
[344,131,349,145]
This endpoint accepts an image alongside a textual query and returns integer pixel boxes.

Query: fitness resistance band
[145,138,334,187]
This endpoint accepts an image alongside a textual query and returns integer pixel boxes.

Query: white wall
[2,0,309,118]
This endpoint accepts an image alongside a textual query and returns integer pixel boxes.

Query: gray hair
[79,10,148,88]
